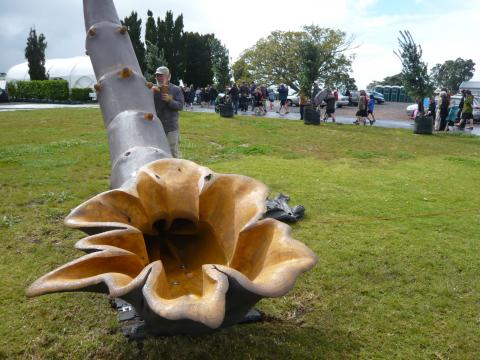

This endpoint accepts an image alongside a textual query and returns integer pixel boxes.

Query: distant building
[6,56,95,89]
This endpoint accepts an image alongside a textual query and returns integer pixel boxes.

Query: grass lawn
[0,108,479,359]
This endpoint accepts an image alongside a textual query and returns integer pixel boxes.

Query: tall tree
[367,73,402,90]
[182,32,213,87]
[337,74,357,91]
[298,37,323,98]
[431,58,475,93]
[381,73,403,86]
[236,26,355,90]
[122,11,146,73]
[207,36,231,90]
[25,28,47,80]
[145,10,157,46]
[156,11,184,83]
[395,30,433,114]
[232,58,253,84]
[144,41,167,82]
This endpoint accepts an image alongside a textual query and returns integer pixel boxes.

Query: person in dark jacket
[439,92,450,131]
[456,90,466,121]
[323,90,336,122]
[209,86,218,107]
[239,82,250,112]
[228,83,240,114]
[277,83,289,114]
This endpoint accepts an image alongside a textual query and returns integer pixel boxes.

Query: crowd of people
[179,82,293,116]
[422,89,475,132]
[178,81,476,132]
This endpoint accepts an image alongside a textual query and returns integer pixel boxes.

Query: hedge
[71,87,94,102]
[14,80,69,101]
[6,82,17,98]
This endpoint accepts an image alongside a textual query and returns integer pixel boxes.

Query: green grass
[0,109,479,359]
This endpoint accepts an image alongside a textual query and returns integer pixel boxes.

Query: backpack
[359,96,366,110]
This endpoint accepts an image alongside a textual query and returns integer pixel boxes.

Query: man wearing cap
[152,66,185,158]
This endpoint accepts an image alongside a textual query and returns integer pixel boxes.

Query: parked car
[349,90,385,105]
[370,91,385,104]
[406,103,417,118]
[287,92,299,107]
[336,94,349,107]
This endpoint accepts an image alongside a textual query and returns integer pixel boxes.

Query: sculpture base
[112,299,263,341]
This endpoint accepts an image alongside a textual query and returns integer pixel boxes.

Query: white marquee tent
[6,56,96,89]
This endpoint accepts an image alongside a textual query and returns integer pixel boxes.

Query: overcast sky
[1,0,479,88]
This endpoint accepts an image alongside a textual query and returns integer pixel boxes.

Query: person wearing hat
[152,66,185,158]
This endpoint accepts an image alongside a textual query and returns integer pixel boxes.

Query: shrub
[14,80,69,101]
[6,82,17,99]
[70,88,94,102]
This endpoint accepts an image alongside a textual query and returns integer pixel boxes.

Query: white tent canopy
[6,56,96,89]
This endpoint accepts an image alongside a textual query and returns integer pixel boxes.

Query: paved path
[1,102,478,136]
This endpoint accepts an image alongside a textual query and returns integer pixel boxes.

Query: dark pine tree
[156,11,184,83]
[122,11,146,73]
[25,28,47,80]
[182,32,213,87]
[145,10,157,46]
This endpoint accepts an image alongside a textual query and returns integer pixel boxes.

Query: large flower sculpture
[27,159,317,335]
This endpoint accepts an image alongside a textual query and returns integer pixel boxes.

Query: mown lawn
[0,108,479,359]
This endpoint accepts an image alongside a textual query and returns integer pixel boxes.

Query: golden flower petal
[199,174,268,261]
[26,249,147,297]
[142,262,228,329]
[75,228,149,266]
[134,159,211,233]
[65,190,152,235]
[224,218,318,297]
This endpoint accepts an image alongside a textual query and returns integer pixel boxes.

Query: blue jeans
[232,100,239,114]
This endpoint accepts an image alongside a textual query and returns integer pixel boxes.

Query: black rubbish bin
[413,115,433,134]
[304,107,320,125]
[219,104,234,118]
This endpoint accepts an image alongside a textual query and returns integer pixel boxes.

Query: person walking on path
[323,90,336,123]
[456,90,475,130]
[438,91,450,131]
[299,91,309,121]
[354,90,368,125]
[456,90,466,122]
[152,66,185,158]
[277,83,289,114]
[367,94,376,125]
[435,89,448,131]
[228,83,240,115]
[253,87,266,116]
[267,87,276,111]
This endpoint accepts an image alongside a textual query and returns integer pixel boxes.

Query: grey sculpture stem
[84,0,171,189]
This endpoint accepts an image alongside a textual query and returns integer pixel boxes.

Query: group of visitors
[180,81,293,116]
[181,84,218,109]
[354,90,376,126]
[428,89,475,132]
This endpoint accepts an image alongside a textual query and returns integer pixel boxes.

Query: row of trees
[368,57,475,94]
[123,10,230,89]
[232,25,357,92]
